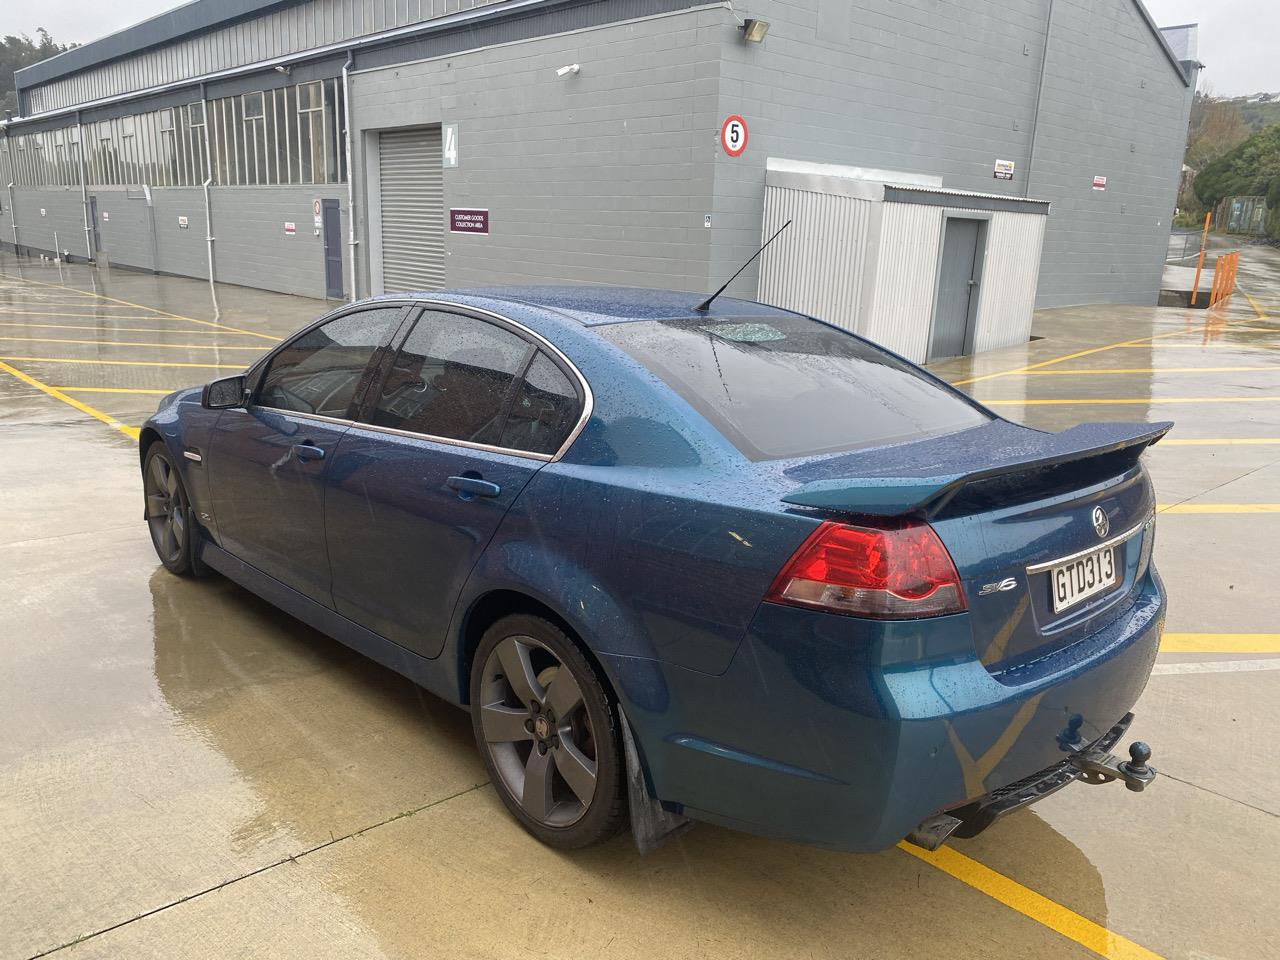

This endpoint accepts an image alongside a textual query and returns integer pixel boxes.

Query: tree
[1194,124,1280,239]
[1,29,73,116]
[1184,90,1250,172]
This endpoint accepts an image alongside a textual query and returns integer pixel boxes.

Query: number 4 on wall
[443,123,459,168]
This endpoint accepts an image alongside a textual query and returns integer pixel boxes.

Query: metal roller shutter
[379,126,444,292]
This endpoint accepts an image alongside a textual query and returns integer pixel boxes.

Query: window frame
[351,301,591,463]
[246,302,413,422]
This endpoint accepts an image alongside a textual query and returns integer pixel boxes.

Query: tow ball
[1070,740,1157,792]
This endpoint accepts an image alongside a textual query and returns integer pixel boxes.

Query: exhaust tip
[904,812,963,851]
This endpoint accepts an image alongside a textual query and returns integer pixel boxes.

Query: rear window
[597,315,990,461]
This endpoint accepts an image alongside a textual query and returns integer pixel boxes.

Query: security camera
[556,64,581,78]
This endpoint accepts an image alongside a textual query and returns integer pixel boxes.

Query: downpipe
[202,177,220,318]
[76,115,93,262]
[7,180,19,254]
[341,50,358,301]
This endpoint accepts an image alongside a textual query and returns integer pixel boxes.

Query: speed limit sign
[720,115,748,157]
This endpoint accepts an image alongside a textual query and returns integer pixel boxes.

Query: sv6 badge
[978,577,1019,596]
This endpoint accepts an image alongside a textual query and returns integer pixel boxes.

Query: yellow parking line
[0,321,265,336]
[1161,634,1280,653]
[0,272,284,342]
[0,355,244,370]
[0,360,139,440]
[949,313,1276,387]
[1241,287,1271,320]
[1113,343,1279,349]
[1023,367,1275,375]
[898,842,1162,960]
[0,335,268,352]
[0,310,199,320]
[52,386,177,395]
[1160,438,1280,445]
[1156,503,1280,514]
[982,397,1280,405]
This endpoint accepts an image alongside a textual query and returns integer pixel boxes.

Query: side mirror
[202,374,247,409]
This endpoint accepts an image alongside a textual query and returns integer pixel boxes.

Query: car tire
[470,614,628,849]
[143,442,197,577]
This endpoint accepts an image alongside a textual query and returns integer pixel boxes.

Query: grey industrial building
[0,0,1198,362]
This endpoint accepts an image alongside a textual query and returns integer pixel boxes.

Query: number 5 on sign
[443,123,459,168]
[720,115,748,157]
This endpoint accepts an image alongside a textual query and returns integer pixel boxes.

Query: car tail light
[765,520,967,619]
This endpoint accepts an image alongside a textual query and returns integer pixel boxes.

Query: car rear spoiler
[781,420,1172,517]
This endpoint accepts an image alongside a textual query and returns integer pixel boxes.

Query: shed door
[378,126,444,293]
[929,218,983,361]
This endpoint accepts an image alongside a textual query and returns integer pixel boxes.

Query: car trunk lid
[781,419,1169,674]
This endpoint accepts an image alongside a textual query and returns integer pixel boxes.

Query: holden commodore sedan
[139,287,1164,852]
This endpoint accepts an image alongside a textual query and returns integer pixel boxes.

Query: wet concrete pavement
[1,248,1277,960]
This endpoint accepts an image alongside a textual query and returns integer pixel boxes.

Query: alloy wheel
[145,452,187,564]
[478,635,599,827]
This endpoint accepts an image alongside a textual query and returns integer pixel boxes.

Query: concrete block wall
[1,184,347,299]
[1029,0,1195,306]
[713,0,1192,309]
[350,7,723,296]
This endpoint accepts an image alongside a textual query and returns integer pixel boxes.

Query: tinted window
[257,307,403,418]
[499,351,581,455]
[598,316,990,461]
[370,310,532,445]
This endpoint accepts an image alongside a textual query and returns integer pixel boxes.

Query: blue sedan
[139,287,1166,852]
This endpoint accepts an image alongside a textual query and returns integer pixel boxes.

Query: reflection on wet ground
[1,248,1278,959]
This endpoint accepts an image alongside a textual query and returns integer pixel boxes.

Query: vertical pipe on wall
[6,179,19,254]
[200,83,220,317]
[342,50,358,301]
[1024,0,1056,199]
[75,114,93,262]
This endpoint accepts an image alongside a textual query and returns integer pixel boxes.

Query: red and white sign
[1092,175,1107,191]
[720,115,748,157]
[283,222,296,235]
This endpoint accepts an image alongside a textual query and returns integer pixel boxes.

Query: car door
[324,306,585,657]
[207,304,409,605]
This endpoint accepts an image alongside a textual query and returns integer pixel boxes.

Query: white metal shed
[757,159,1050,364]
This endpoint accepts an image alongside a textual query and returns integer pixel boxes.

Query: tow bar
[1070,739,1156,791]
[906,713,1157,850]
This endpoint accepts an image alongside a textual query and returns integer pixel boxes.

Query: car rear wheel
[144,443,195,576]
[470,614,627,848]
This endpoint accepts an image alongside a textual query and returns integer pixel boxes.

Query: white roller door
[378,126,444,292]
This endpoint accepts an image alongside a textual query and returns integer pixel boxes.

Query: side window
[499,351,581,455]
[369,310,532,445]
[256,307,402,418]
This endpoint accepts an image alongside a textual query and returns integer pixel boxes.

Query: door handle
[291,443,326,462]
[447,475,501,499]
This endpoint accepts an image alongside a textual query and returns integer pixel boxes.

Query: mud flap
[619,707,693,854]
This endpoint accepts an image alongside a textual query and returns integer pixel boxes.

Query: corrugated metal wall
[860,202,944,362]
[757,185,875,334]
[967,209,1045,355]
[25,0,507,114]
[757,182,1047,364]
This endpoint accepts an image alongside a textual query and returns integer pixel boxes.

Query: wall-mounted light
[741,18,770,43]
[273,64,291,75]
[556,63,581,78]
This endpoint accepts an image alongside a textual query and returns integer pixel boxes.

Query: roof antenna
[694,219,792,313]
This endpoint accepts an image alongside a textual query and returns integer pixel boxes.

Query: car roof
[358,286,798,326]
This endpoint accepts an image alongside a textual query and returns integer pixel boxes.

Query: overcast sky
[8,0,1276,97]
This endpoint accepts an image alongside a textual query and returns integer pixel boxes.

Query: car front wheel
[470,614,627,849]
[144,443,195,576]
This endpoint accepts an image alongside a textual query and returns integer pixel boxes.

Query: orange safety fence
[1208,251,1240,308]
[1190,211,1212,307]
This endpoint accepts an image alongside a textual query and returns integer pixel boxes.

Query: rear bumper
[606,570,1165,852]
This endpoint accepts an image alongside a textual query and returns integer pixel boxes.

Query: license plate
[1050,547,1117,614]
